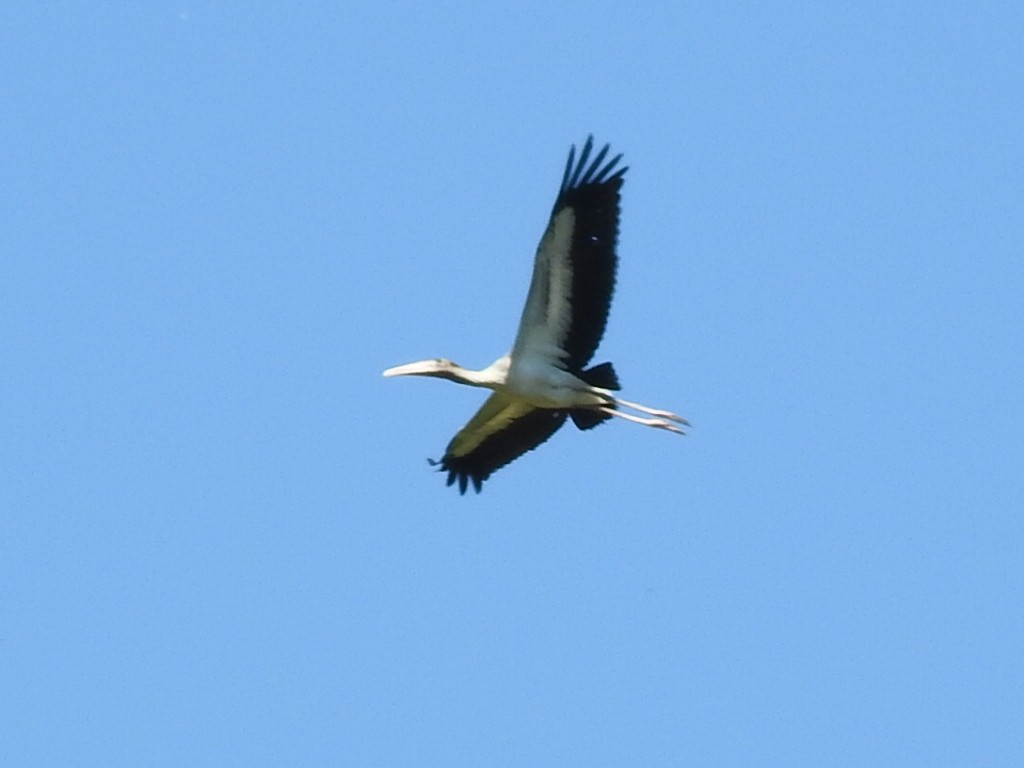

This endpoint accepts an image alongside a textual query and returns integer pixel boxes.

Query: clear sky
[3,2,1023,766]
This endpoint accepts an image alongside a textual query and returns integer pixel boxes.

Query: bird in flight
[383,136,688,494]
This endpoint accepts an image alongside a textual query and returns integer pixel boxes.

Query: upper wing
[510,136,627,373]
[431,393,568,494]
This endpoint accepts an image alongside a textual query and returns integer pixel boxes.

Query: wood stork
[383,136,688,494]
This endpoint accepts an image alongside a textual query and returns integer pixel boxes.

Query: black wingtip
[429,457,484,495]
[560,136,627,194]
[560,143,578,193]
[452,471,483,495]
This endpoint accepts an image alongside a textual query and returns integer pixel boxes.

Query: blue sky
[3,2,1023,765]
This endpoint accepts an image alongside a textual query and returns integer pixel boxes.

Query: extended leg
[609,396,690,426]
[599,407,687,435]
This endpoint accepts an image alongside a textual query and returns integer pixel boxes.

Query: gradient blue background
[3,3,1023,765]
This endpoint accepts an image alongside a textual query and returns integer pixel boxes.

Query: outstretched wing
[431,394,568,494]
[510,136,627,373]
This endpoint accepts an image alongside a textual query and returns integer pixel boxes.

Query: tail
[570,362,619,431]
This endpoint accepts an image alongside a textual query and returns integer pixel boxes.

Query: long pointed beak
[382,360,442,378]
[382,364,411,378]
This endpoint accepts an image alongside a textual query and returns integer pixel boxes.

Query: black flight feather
[430,408,569,495]
[552,136,627,371]
[569,362,621,431]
